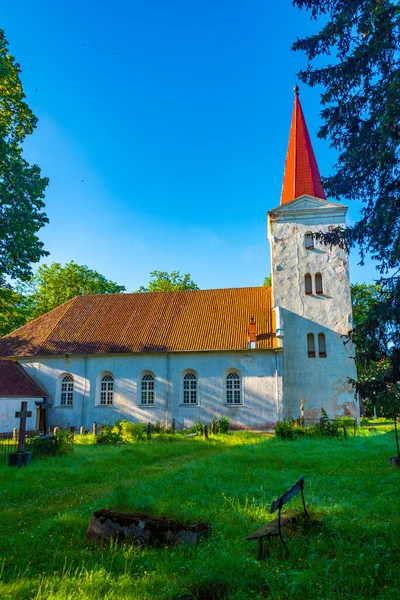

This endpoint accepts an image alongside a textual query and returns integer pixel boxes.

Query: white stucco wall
[0,397,41,433]
[268,196,358,420]
[19,350,283,430]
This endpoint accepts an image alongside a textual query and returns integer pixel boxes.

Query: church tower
[268,87,358,422]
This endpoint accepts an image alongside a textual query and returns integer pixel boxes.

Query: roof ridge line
[71,286,268,299]
[300,102,315,197]
[294,96,298,200]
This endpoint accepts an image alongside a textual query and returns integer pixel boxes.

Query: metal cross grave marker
[15,401,32,453]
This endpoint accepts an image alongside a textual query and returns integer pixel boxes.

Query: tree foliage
[351,281,400,417]
[263,274,272,286]
[137,270,199,293]
[293,0,400,273]
[0,286,31,336]
[21,261,126,320]
[0,29,49,284]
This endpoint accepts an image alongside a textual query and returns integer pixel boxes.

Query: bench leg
[278,526,289,554]
[301,487,310,520]
[278,506,290,555]
[258,538,263,560]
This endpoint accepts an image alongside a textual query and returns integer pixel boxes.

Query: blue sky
[3,0,379,291]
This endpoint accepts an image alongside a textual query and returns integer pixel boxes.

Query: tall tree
[293,0,400,412]
[350,280,400,416]
[292,0,400,273]
[0,29,49,285]
[22,261,126,319]
[138,270,199,293]
[0,286,31,336]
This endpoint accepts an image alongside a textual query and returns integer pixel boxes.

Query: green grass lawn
[1,430,399,599]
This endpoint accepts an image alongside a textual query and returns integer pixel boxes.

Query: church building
[0,89,358,432]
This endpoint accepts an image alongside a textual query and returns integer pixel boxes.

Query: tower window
[305,273,313,295]
[307,333,316,358]
[304,233,314,250]
[318,333,327,358]
[315,273,323,295]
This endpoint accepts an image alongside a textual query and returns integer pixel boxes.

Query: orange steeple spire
[280,86,326,205]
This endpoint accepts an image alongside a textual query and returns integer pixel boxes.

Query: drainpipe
[81,356,87,428]
[165,353,170,425]
[275,351,282,422]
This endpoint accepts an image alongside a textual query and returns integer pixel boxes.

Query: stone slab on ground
[86,509,210,547]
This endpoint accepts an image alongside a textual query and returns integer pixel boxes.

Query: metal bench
[247,476,309,556]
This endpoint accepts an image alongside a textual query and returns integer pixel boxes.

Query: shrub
[29,430,73,457]
[119,420,146,442]
[304,411,340,438]
[152,421,174,434]
[217,415,230,433]
[305,424,322,438]
[96,424,120,444]
[334,416,358,433]
[274,420,296,439]
[192,421,204,434]
[96,420,146,444]
[209,415,231,434]
[319,409,340,438]
[292,422,306,436]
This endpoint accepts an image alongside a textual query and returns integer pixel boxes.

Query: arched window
[318,333,327,358]
[307,333,316,358]
[100,374,114,405]
[61,375,73,406]
[305,273,313,295]
[141,374,155,405]
[315,273,323,295]
[183,373,197,404]
[304,232,314,250]
[226,372,241,404]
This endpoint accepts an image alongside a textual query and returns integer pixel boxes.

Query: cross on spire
[280,86,326,205]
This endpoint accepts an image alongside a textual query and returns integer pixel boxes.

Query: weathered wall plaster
[268,195,358,420]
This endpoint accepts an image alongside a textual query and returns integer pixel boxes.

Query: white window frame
[100,374,114,406]
[182,372,198,405]
[225,371,242,405]
[140,373,155,405]
[60,375,73,406]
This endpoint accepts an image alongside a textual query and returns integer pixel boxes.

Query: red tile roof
[0,287,277,358]
[280,90,326,205]
[0,360,45,397]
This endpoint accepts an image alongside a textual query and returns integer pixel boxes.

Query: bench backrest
[269,476,304,514]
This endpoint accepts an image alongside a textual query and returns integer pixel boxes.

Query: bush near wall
[96,420,146,444]
[274,418,357,439]
[95,417,232,444]
[28,430,73,457]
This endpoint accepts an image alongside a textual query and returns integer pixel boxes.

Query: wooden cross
[15,401,32,453]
